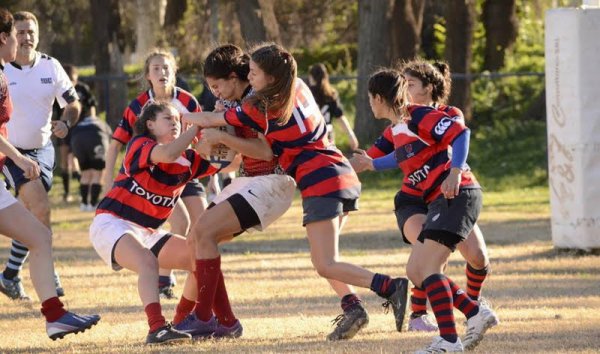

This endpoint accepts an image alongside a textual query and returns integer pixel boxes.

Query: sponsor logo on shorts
[432,213,440,222]
[247,189,258,198]
[129,180,176,207]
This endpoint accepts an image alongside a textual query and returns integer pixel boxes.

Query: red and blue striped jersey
[367,104,463,158]
[112,87,201,145]
[96,135,218,229]
[370,104,478,203]
[224,79,360,199]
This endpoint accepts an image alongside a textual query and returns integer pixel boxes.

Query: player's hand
[200,128,223,145]
[350,149,373,173]
[441,168,462,199]
[15,155,40,180]
[195,136,214,157]
[214,100,226,112]
[51,120,69,139]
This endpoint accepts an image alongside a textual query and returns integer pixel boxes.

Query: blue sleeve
[451,129,470,170]
[373,152,397,171]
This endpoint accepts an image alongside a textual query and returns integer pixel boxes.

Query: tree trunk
[355,0,395,147]
[209,0,220,43]
[90,0,127,129]
[164,0,187,30]
[445,0,475,120]
[236,0,281,45]
[482,0,518,71]
[421,0,445,60]
[391,0,425,62]
[133,0,164,62]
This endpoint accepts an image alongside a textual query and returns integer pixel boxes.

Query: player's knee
[406,260,423,288]
[311,258,335,278]
[467,249,488,270]
[139,251,159,271]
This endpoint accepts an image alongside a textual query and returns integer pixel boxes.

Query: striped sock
[3,240,29,280]
[423,274,458,343]
[370,273,395,297]
[341,293,362,312]
[466,263,489,300]
[448,278,479,319]
[410,286,428,315]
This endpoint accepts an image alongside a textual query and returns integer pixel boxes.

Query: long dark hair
[309,63,337,107]
[368,69,409,118]
[245,43,297,125]
[134,101,175,139]
[203,44,250,81]
[400,58,451,104]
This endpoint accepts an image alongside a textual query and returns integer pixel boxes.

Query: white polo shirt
[4,52,78,149]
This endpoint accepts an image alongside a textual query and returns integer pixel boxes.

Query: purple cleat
[214,319,243,338]
[173,313,217,338]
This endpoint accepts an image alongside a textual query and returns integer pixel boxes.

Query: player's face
[147,56,175,91]
[248,60,274,91]
[15,19,38,57]
[368,92,385,119]
[206,75,237,101]
[405,74,431,105]
[0,26,18,63]
[150,107,181,143]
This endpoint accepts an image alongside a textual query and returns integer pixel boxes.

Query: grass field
[1,185,599,353]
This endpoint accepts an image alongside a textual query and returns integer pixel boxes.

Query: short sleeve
[53,59,78,108]
[123,136,157,175]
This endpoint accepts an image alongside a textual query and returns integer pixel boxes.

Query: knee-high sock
[3,240,29,280]
[423,273,458,343]
[194,256,221,322]
[212,271,237,327]
[466,263,489,301]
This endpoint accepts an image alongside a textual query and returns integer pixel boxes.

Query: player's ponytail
[246,43,297,125]
[368,69,409,118]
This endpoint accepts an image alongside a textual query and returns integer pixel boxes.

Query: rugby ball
[202,125,237,169]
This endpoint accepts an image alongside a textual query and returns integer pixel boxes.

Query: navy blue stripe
[151,166,191,186]
[297,161,354,191]
[319,185,361,200]
[234,108,265,133]
[285,149,339,179]
[192,159,215,179]
[270,124,327,151]
[119,117,133,136]
[394,139,429,162]
[373,135,395,155]
[97,198,166,229]
[408,106,435,128]
[130,100,144,116]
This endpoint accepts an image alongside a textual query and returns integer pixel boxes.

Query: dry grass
[1,186,599,353]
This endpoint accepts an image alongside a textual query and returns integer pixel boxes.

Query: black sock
[90,184,102,206]
[80,184,89,204]
[61,172,70,196]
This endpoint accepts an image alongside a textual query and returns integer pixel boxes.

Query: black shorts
[302,196,359,226]
[71,132,106,171]
[206,193,260,236]
[394,192,428,245]
[181,179,206,198]
[418,188,482,251]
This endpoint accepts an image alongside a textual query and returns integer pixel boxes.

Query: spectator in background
[55,64,97,202]
[308,63,359,151]
[1,11,81,300]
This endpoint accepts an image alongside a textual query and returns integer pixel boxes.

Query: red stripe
[301,172,360,198]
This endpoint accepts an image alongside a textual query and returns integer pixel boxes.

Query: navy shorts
[2,141,55,193]
[302,196,359,226]
[394,192,428,245]
[418,188,482,251]
[181,179,206,198]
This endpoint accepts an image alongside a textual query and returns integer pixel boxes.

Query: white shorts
[212,174,296,231]
[89,213,170,271]
[0,182,17,210]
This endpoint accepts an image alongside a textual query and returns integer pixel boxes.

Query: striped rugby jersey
[97,135,218,228]
[112,87,200,145]
[369,104,478,203]
[224,79,360,199]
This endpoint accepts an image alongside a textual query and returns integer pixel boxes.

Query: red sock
[410,286,428,314]
[466,263,489,300]
[145,302,166,333]
[423,274,458,343]
[448,278,479,319]
[212,271,237,327]
[173,296,195,325]
[41,297,67,322]
[194,256,221,322]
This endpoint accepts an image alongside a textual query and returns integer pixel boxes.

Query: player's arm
[183,111,227,128]
[200,128,273,161]
[150,125,201,163]
[337,115,359,151]
[0,135,40,179]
